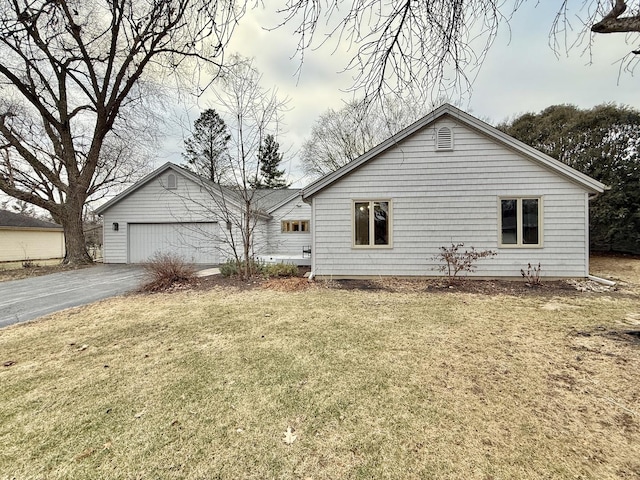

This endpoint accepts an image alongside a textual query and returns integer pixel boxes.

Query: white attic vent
[436,126,453,151]
[167,173,177,189]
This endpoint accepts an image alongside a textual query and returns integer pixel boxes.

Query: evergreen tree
[183,109,231,183]
[253,135,290,189]
[498,104,640,254]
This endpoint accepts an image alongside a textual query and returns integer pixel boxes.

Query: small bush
[220,259,300,279]
[219,259,239,277]
[22,259,37,269]
[219,259,266,278]
[431,243,497,285]
[521,262,542,287]
[140,253,197,293]
[262,262,299,278]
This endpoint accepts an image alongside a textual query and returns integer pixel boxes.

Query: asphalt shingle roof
[0,210,62,229]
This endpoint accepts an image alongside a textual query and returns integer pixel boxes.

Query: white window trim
[281,220,310,233]
[352,199,393,249]
[498,196,544,248]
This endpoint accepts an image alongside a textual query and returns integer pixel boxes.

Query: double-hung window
[499,197,542,247]
[353,200,391,247]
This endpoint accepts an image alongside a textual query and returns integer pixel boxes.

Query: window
[281,220,309,233]
[499,197,542,247]
[436,126,453,151]
[353,200,391,247]
[167,173,177,189]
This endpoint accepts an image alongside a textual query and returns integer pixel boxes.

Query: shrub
[431,243,497,285]
[219,258,264,278]
[219,259,239,277]
[22,259,37,269]
[521,262,542,287]
[262,262,299,278]
[140,253,197,293]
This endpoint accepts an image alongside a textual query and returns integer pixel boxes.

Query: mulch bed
[194,273,629,297]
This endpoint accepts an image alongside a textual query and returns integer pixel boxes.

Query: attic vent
[436,126,453,151]
[167,173,177,189]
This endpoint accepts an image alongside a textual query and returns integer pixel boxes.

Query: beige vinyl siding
[0,229,65,262]
[102,170,231,264]
[267,196,311,255]
[311,119,590,278]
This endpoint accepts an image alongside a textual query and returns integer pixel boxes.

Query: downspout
[304,194,316,281]
[584,192,590,278]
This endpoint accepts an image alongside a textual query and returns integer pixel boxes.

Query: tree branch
[592,0,640,33]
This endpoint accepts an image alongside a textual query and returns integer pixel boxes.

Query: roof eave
[302,103,606,198]
[265,190,303,214]
[94,162,246,215]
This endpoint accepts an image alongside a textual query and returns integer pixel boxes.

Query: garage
[128,223,219,264]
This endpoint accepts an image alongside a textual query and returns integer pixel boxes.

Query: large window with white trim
[499,197,542,247]
[353,200,391,247]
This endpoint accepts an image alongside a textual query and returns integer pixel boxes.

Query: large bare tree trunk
[59,200,92,265]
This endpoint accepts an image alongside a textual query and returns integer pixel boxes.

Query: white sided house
[95,163,311,265]
[302,104,606,279]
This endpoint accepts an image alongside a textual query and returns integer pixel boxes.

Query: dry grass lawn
[0,255,638,479]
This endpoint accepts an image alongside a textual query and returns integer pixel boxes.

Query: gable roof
[0,210,62,230]
[254,189,302,214]
[302,103,606,199]
[94,162,301,217]
[95,162,244,215]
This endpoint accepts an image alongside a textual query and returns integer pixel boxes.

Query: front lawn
[0,258,638,479]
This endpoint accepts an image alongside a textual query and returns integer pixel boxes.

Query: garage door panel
[129,223,219,264]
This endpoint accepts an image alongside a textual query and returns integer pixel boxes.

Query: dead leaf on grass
[78,344,89,351]
[3,360,16,367]
[283,426,297,445]
[74,447,95,461]
[134,410,144,419]
[103,441,112,450]
[622,313,640,326]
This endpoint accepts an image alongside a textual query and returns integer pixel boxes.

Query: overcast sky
[158,2,640,188]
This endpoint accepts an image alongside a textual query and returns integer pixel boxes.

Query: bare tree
[301,96,439,178]
[279,1,640,103]
[203,55,289,279]
[1,197,36,217]
[0,0,244,264]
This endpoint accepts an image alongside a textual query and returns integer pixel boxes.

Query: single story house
[97,104,605,279]
[0,210,65,262]
[301,104,605,279]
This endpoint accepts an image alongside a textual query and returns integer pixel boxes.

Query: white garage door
[129,223,219,264]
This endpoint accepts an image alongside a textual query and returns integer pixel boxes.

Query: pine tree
[183,109,231,183]
[253,134,290,189]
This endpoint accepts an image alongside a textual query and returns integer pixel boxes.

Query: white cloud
[159,2,640,188]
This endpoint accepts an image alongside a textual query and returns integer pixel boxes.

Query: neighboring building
[0,210,65,262]
[95,163,311,265]
[97,104,605,278]
[301,104,605,279]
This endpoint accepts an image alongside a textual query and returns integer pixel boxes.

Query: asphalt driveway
[0,264,147,328]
